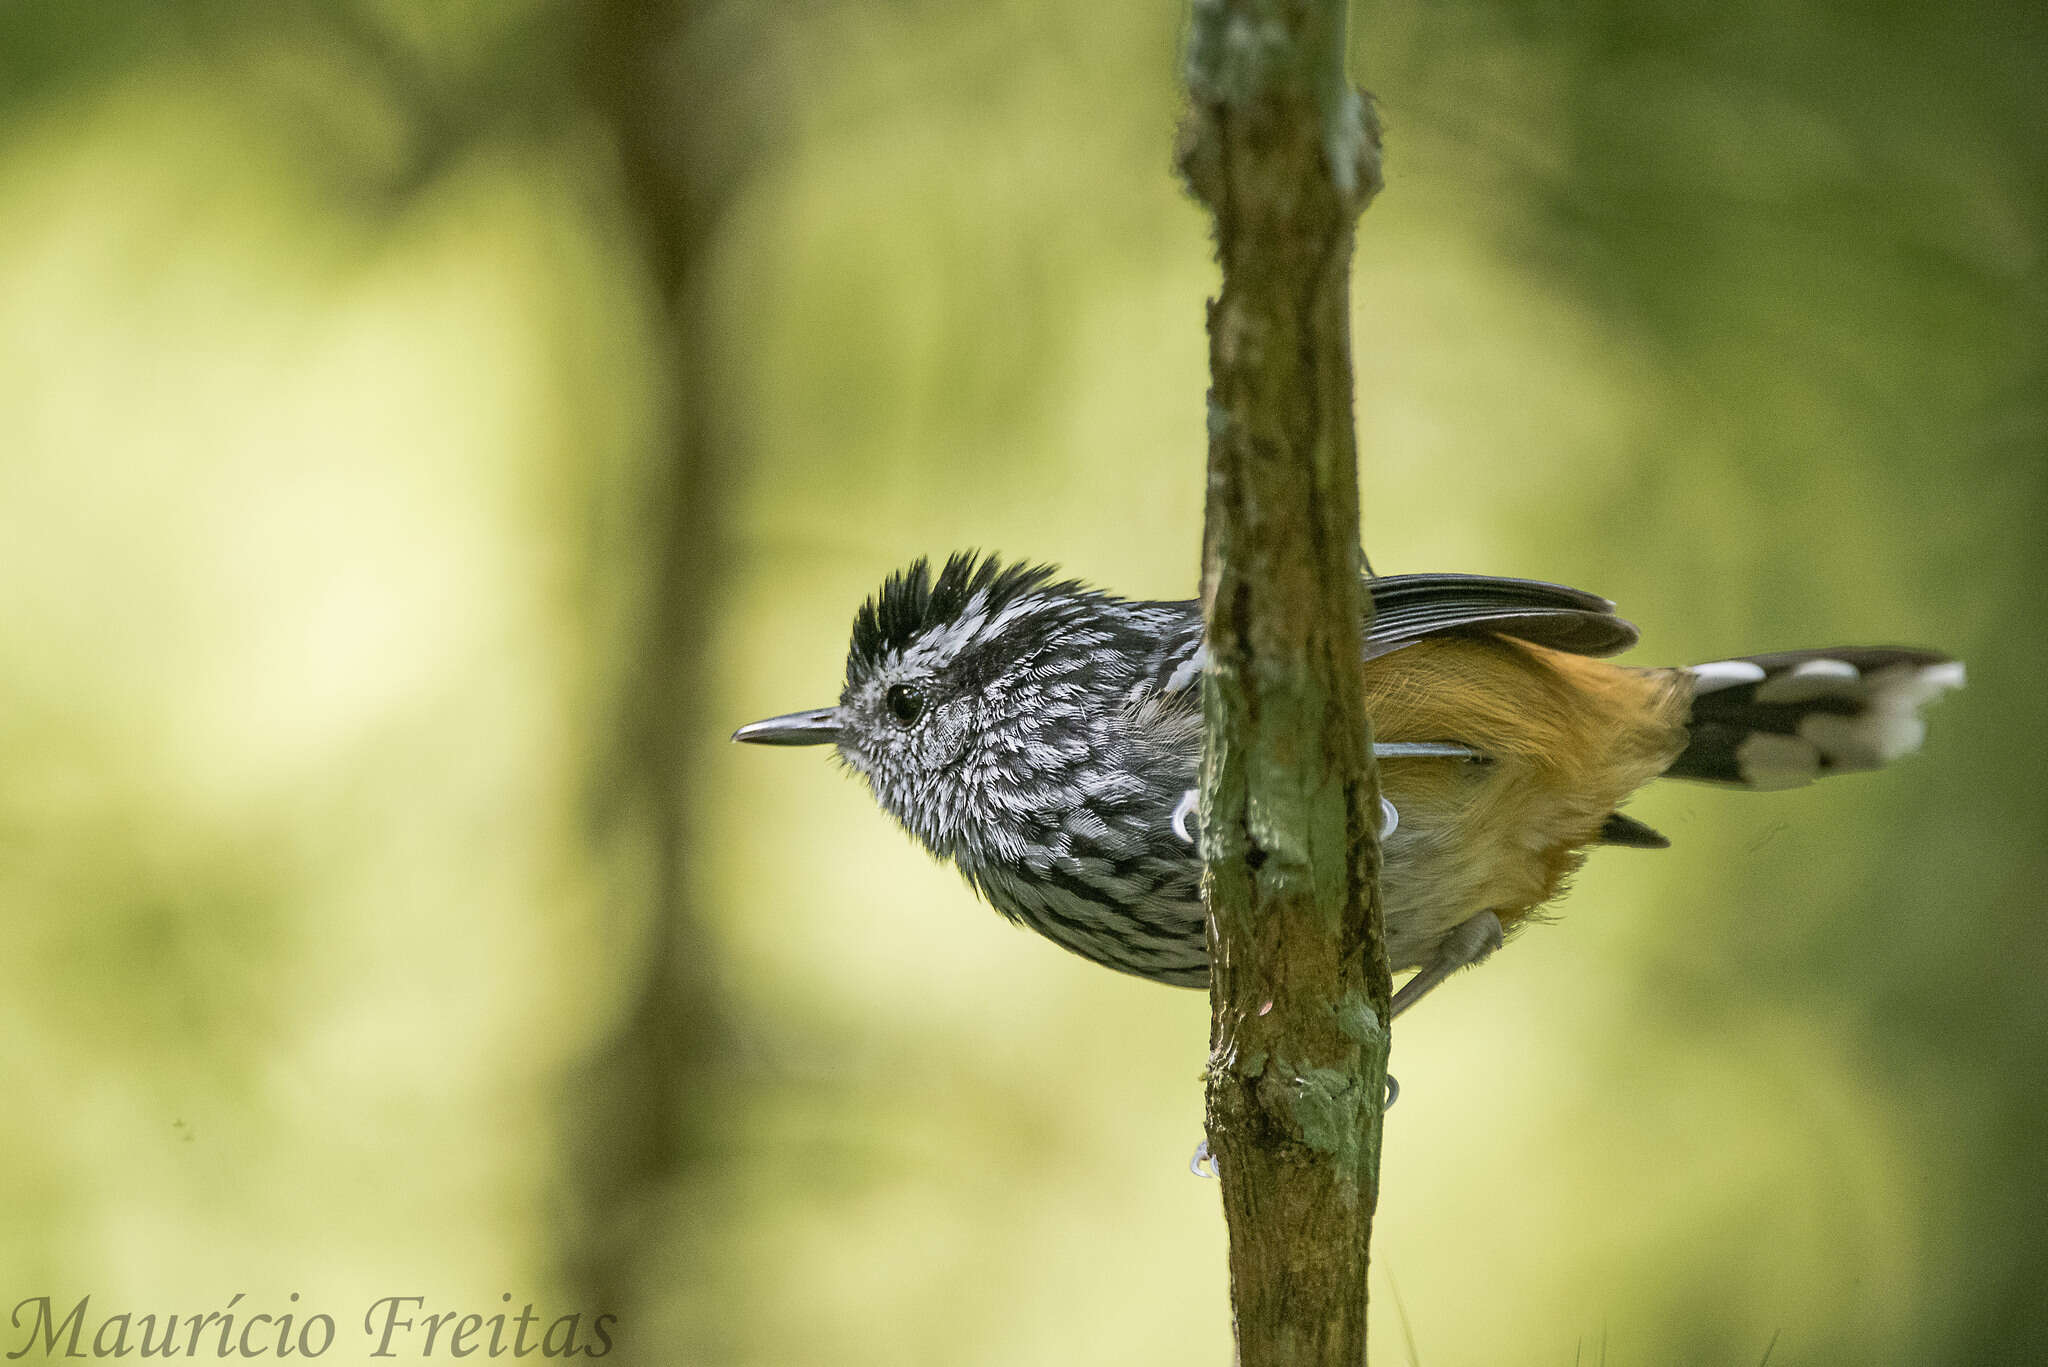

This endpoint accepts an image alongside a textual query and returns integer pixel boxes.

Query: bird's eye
[884,684,926,727]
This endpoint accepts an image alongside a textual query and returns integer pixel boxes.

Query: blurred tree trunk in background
[556,1,766,1353]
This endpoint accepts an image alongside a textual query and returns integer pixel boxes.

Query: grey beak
[732,706,843,746]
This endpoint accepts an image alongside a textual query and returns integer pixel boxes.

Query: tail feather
[1666,647,1963,789]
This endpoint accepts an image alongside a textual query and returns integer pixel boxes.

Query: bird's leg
[1391,910,1504,1018]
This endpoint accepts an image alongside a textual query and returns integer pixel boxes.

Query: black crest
[848,552,1073,675]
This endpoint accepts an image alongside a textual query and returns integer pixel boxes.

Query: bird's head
[733,553,1129,854]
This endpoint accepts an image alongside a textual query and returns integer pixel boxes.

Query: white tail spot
[1755,658,1865,705]
[1736,732,1822,788]
[1872,659,1966,712]
[1801,711,1922,771]
[1689,659,1767,693]
[1799,659,1965,769]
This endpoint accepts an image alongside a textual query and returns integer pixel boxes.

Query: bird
[733,552,1963,1018]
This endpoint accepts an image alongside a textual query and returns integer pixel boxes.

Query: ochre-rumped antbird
[736,554,1962,1017]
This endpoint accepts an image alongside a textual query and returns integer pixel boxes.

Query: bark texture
[1178,0,1390,1361]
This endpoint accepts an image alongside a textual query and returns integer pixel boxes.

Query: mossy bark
[1179,0,1391,1361]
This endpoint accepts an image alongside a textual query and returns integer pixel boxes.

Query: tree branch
[1178,0,1389,1361]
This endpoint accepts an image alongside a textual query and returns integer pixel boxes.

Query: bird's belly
[962,791,1605,982]
[1379,818,1529,972]
[1363,635,1688,968]
[963,743,1648,984]
[967,856,1210,988]
[1375,758,1621,971]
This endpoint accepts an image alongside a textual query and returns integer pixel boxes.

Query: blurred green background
[2,0,2041,1363]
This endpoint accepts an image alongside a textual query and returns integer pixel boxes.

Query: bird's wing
[1147,572,1635,702]
[1363,573,1637,659]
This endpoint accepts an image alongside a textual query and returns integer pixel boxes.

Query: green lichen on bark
[1285,1066,1364,1157]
